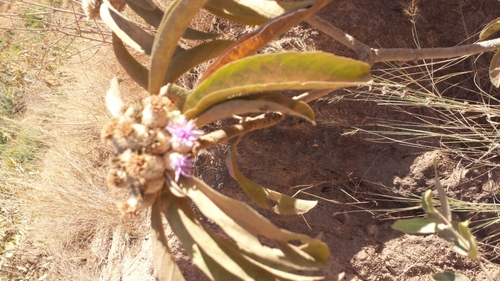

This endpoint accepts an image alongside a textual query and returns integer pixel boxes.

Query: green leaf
[124,0,156,10]
[164,40,234,84]
[100,2,154,55]
[162,188,325,281]
[124,0,219,40]
[161,192,238,280]
[489,49,500,88]
[112,33,149,89]
[151,196,186,281]
[183,52,372,116]
[433,272,470,281]
[195,93,315,125]
[149,0,209,95]
[111,35,191,105]
[422,190,436,214]
[177,177,327,271]
[225,137,318,215]
[433,158,451,221]
[391,217,439,234]
[178,176,330,263]
[124,0,165,28]
[183,28,220,40]
[479,17,500,41]
[455,221,478,259]
[200,0,331,81]
[204,0,314,25]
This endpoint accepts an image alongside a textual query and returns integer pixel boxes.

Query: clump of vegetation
[89,0,500,280]
[2,0,500,280]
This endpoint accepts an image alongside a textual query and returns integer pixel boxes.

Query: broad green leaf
[163,188,325,281]
[151,196,186,281]
[149,0,209,95]
[433,158,451,221]
[183,52,372,116]
[177,176,327,271]
[489,49,500,88]
[455,221,478,259]
[433,272,470,281]
[124,0,164,28]
[195,93,315,125]
[164,40,234,84]
[422,190,436,214]
[124,0,156,10]
[183,28,220,40]
[391,218,439,234]
[179,176,330,262]
[112,33,149,89]
[209,234,326,281]
[161,191,238,280]
[226,137,318,215]
[204,0,314,25]
[200,0,331,82]
[100,2,154,55]
[124,0,219,40]
[479,17,500,41]
[112,34,191,104]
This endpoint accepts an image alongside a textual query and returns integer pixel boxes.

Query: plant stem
[306,15,500,66]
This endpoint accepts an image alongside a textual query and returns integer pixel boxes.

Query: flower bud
[151,129,171,154]
[106,168,128,188]
[143,176,165,194]
[124,152,165,180]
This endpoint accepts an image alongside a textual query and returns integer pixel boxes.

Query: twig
[194,113,284,152]
[306,15,500,65]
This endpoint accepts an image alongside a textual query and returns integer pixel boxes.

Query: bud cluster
[102,92,203,215]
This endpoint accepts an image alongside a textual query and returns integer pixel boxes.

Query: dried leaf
[200,0,330,82]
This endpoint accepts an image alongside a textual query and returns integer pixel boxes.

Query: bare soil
[188,1,500,280]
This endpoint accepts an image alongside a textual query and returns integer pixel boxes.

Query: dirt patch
[192,0,500,280]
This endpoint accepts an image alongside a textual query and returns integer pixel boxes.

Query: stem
[306,15,500,65]
[194,112,284,152]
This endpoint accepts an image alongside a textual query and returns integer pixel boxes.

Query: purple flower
[165,152,193,182]
[166,112,203,152]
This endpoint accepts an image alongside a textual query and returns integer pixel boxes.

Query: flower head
[164,152,193,182]
[166,111,203,153]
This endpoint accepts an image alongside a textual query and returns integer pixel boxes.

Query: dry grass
[0,1,154,279]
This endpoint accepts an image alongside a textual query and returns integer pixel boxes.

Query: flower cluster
[102,85,203,215]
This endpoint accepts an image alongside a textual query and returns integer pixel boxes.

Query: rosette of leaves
[93,0,373,280]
